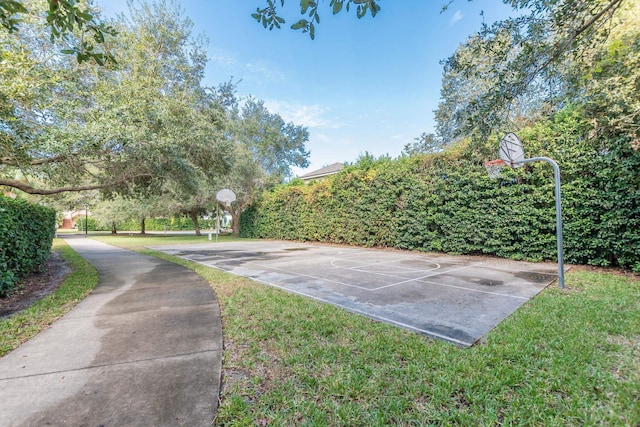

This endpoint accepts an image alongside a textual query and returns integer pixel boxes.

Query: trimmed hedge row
[80,216,217,232]
[0,196,56,295]
[118,217,217,231]
[241,116,639,271]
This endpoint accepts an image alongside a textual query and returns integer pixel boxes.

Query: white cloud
[209,48,236,66]
[263,100,337,128]
[449,10,463,25]
[244,61,286,82]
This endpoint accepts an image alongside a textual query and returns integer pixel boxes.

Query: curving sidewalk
[0,236,222,426]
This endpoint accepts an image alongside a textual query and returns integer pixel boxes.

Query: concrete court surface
[150,240,560,347]
[0,237,222,427]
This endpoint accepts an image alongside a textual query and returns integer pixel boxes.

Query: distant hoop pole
[215,189,236,243]
[513,157,565,289]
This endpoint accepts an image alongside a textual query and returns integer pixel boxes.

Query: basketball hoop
[484,159,506,179]
[216,189,236,205]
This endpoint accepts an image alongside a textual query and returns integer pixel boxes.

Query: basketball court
[150,240,560,347]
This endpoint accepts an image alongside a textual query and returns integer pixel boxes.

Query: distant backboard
[499,133,525,167]
[216,189,236,206]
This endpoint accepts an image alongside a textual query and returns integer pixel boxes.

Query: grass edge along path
[93,236,639,426]
[0,239,98,357]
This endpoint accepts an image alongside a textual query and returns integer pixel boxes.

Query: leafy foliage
[435,0,630,142]
[82,215,218,233]
[401,132,445,156]
[0,196,56,295]
[239,98,310,179]
[252,0,380,39]
[0,0,116,64]
[0,0,230,196]
[208,91,310,237]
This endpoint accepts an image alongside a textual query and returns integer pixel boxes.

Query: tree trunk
[140,217,146,235]
[231,204,242,237]
[111,221,117,235]
[190,209,201,236]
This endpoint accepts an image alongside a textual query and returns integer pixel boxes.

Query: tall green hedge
[0,196,56,295]
[241,111,640,271]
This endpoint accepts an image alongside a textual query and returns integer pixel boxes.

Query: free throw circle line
[369,262,484,290]
[330,258,441,274]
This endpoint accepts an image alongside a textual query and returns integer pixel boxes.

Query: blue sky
[98,1,515,176]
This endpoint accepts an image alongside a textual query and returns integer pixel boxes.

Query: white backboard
[499,133,525,167]
[216,188,236,206]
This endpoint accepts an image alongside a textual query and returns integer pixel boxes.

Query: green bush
[0,197,56,295]
[92,216,217,232]
[241,109,639,270]
[76,217,98,231]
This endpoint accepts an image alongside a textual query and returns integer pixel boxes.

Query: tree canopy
[0,0,116,64]
[0,0,309,203]
[1,0,224,195]
[434,0,632,143]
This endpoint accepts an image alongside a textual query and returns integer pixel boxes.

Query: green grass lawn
[4,234,638,425]
[92,234,640,426]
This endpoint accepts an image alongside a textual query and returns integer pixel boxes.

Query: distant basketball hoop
[215,189,236,242]
[216,189,236,207]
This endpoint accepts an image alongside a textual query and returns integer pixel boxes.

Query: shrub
[0,197,56,295]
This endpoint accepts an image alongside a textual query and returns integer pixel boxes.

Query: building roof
[298,162,344,181]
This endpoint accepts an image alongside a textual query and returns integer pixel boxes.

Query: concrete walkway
[0,236,222,426]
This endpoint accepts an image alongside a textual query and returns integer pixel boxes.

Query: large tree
[1,0,230,196]
[239,98,310,180]
[401,132,444,157]
[212,93,310,236]
[563,1,639,146]
[0,6,113,195]
[92,193,165,235]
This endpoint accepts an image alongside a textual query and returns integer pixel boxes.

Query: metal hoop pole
[513,157,564,288]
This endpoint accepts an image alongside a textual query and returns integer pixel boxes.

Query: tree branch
[0,154,67,166]
[528,0,625,86]
[0,178,107,195]
[0,174,152,195]
[570,0,625,43]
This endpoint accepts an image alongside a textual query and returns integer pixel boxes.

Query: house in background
[60,209,90,229]
[299,162,344,182]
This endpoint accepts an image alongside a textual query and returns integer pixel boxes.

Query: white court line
[175,256,473,347]
[330,258,441,273]
[369,262,483,290]
[182,251,527,300]
[417,279,529,300]
[255,260,526,300]
[253,263,374,291]
[178,255,371,291]
[251,275,473,346]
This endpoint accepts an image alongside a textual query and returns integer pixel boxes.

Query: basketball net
[484,159,506,179]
